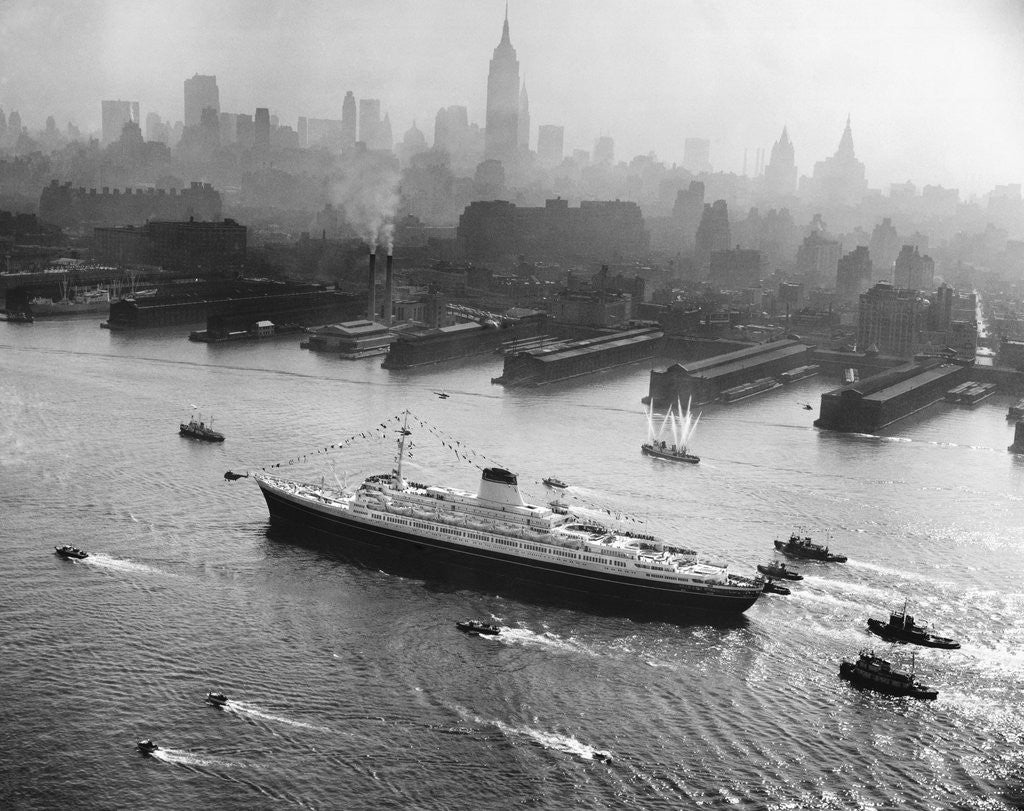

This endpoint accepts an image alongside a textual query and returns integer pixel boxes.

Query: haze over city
[3,0,1024,195]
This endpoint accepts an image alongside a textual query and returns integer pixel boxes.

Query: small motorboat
[456,620,500,636]
[137,739,159,755]
[206,691,229,706]
[55,545,89,560]
[542,476,568,489]
[223,471,247,481]
[757,561,803,581]
[593,750,613,763]
[434,391,450,399]
[762,580,791,596]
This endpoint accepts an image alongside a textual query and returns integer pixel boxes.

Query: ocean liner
[253,416,762,617]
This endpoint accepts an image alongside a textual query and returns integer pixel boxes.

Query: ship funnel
[367,249,377,321]
[384,250,393,327]
[477,468,525,507]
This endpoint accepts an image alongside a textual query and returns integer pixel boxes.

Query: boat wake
[148,747,243,768]
[227,701,334,733]
[489,627,599,657]
[84,554,167,576]
[453,705,611,763]
[846,559,956,587]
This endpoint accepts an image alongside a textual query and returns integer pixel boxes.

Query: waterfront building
[93,217,246,272]
[763,127,797,198]
[484,7,520,165]
[856,282,925,357]
[304,319,396,358]
[40,180,222,229]
[536,125,564,167]
[458,198,649,261]
[101,100,139,146]
[893,245,934,292]
[815,360,969,432]
[836,246,872,305]
[184,74,219,128]
[647,340,813,406]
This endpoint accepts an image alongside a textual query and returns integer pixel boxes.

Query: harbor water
[2,319,1023,810]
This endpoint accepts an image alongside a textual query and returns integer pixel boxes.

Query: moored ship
[253,416,763,619]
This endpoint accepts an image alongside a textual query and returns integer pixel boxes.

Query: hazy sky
[2,0,1023,196]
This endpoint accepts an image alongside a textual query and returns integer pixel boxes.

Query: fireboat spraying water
[642,398,701,464]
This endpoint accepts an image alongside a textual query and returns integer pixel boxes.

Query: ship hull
[257,480,760,618]
[641,444,700,464]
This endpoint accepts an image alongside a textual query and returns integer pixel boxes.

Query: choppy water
[2,319,1023,810]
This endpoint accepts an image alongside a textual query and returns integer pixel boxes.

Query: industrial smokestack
[384,250,394,327]
[367,248,377,321]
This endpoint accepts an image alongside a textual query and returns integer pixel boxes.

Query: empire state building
[484,9,520,164]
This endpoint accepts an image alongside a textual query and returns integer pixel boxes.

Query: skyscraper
[683,138,711,174]
[359,98,381,146]
[184,74,219,128]
[893,245,934,292]
[484,8,520,164]
[341,91,357,148]
[695,199,730,275]
[254,108,270,151]
[101,100,140,146]
[763,127,797,198]
[593,136,614,165]
[517,82,530,151]
[536,125,564,167]
[809,117,868,206]
[836,245,873,305]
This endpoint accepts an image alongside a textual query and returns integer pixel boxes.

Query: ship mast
[392,410,411,490]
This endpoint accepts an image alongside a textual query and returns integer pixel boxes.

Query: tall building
[517,82,530,151]
[683,138,711,174]
[341,91,357,148]
[709,248,764,289]
[359,98,381,146]
[236,114,254,148]
[807,117,868,206]
[484,8,520,164]
[836,245,872,305]
[763,127,797,198]
[593,136,614,165]
[795,215,841,289]
[254,108,270,151]
[536,125,564,167]
[694,199,730,275]
[893,245,934,292]
[869,217,901,279]
[101,100,139,146]
[856,282,925,356]
[184,74,219,128]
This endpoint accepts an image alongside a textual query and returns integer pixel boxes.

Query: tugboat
[456,620,501,636]
[774,532,847,562]
[542,476,568,489]
[206,691,229,706]
[137,739,160,755]
[756,561,803,580]
[761,579,791,596]
[179,414,225,443]
[839,650,938,699]
[867,602,960,649]
[55,544,89,559]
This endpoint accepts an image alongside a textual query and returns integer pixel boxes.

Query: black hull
[641,445,700,464]
[839,663,937,699]
[774,540,847,563]
[866,619,960,649]
[257,483,760,620]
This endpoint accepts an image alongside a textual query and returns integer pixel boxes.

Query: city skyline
[2,0,1023,196]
